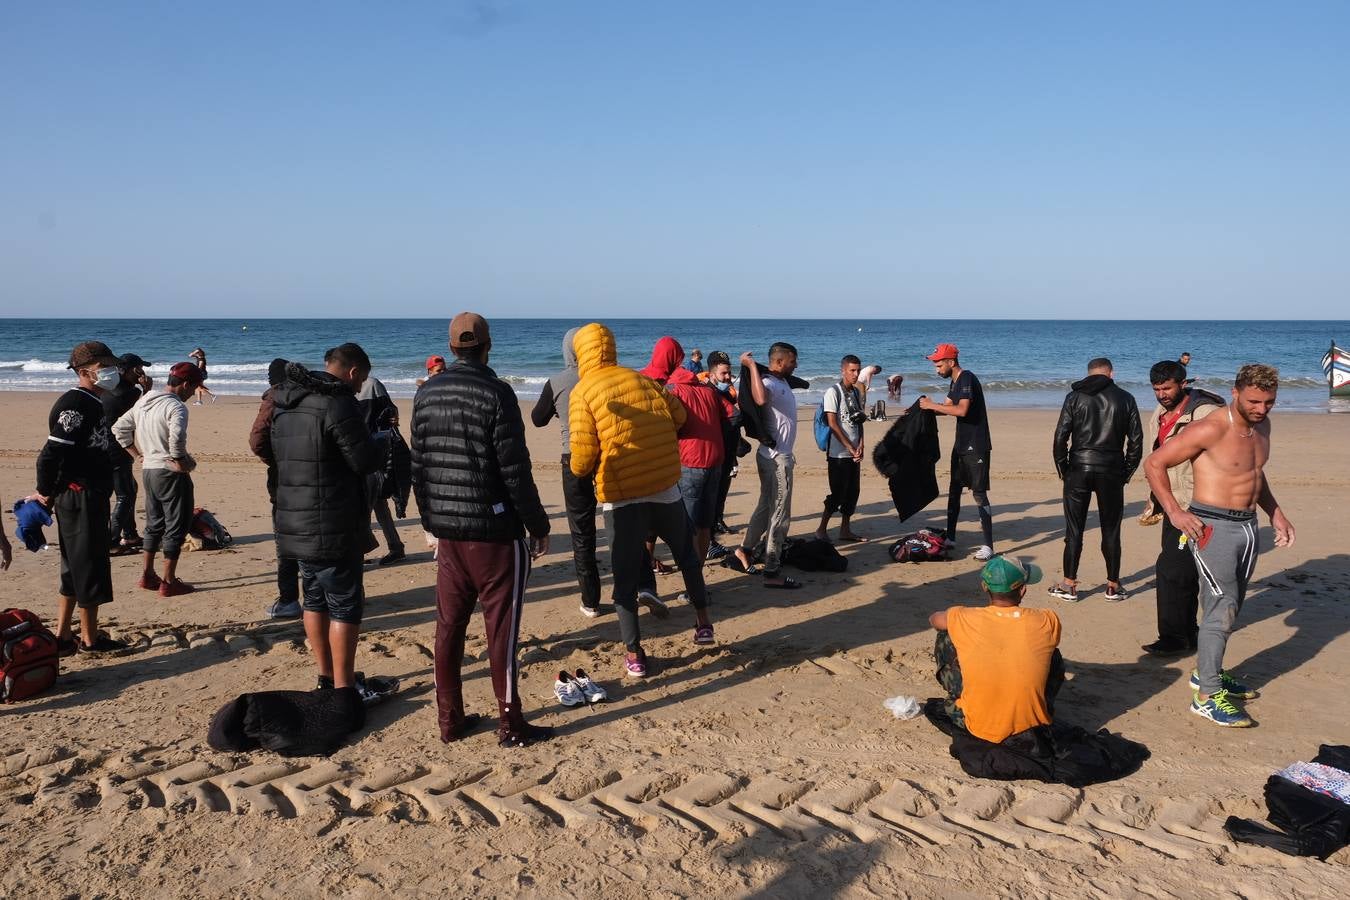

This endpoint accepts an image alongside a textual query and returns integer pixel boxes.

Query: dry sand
[1,389,1348,898]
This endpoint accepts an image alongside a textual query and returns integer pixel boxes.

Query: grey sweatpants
[1189,502,1259,695]
[142,467,195,559]
[742,452,794,575]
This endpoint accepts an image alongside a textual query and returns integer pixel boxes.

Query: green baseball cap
[981,556,1043,593]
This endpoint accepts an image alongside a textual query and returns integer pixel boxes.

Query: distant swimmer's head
[1150,360,1188,410]
[1233,364,1279,425]
[926,343,958,378]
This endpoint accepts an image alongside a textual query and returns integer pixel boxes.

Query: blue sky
[2,2,1347,318]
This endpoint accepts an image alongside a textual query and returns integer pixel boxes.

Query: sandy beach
[2,389,1348,897]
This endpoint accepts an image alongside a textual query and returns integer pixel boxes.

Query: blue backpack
[813,385,842,452]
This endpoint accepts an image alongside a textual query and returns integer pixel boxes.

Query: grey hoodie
[530,326,582,452]
[112,389,191,471]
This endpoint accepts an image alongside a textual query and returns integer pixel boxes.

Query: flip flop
[763,577,802,590]
[722,553,759,575]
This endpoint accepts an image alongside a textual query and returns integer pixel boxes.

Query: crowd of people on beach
[16,318,1295,751]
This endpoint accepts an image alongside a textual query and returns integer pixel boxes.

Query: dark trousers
[1060,468,1125,581]
[714,453,736,526]
[934,631,1064,733]
[56,487,113,608]
[560,454,601,610]
[1155,519,1200,648]
[142,468,194,560]
[434,537,531,739]
[945,452,993,546]
[823,456,861,518]
[372,496,404,553]
[268,467,299,603]
[109,458,139,543]
[605,500,707,652]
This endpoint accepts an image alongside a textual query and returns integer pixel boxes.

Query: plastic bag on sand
[884,695,922,720]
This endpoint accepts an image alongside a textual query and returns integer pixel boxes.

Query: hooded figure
[530,326,583,451]
[639,336,684,385]
[568,323,686,503]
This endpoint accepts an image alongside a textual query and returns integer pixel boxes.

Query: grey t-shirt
[823,382,863,459]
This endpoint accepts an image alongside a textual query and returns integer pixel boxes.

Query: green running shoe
[1189,669,1258,700]
[1190,689,1254,728]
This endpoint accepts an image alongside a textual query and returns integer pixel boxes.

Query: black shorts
[56,487,114,609]
[298,557,365,625]
[951,450,992,492]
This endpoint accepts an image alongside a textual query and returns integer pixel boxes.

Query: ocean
[2,318,1347,411]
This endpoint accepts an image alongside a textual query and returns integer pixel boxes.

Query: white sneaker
[579,604,600,619]
[573,668,608,703]
[553,671,586,707]
[974,545,995,561]
[637,590,670,619]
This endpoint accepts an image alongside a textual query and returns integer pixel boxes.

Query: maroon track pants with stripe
[434,537,531,741]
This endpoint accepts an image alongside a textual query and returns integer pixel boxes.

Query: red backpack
[888,529,950,563]
[1,608,59,703]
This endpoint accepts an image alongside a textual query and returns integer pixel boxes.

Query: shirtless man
[1144,364,1294,727]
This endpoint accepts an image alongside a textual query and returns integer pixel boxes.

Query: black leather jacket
[1052,374,1144,480]
[410,358,549,543]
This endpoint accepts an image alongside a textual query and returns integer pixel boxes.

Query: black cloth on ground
[208,688,366,757]
[872,400,940,521]
[780,537,848,572]
[922,698,1149,787]
[1223,744,1350,859]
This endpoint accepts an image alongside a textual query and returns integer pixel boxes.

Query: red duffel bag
[1,608,59,703]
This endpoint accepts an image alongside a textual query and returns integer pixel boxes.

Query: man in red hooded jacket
[641,336,730,563]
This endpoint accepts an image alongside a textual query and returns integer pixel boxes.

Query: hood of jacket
[273,363,353,410]
[640,336,684,383]
[667,365,700,388]
[574,323,617,380]
[561,326,581,370]
[1070,373,1114,395]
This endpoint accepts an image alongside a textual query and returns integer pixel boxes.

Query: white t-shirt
[758,375,798,460]
[823,383,863,459]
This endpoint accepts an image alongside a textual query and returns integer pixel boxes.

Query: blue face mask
[713,380,731,393]
[94,366,121,390]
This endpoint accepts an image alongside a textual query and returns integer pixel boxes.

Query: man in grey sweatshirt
[113,362,204,597]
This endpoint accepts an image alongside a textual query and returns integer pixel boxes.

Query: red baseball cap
[926,343,959,362]
[425,355,446,372]
[169,362,205,385]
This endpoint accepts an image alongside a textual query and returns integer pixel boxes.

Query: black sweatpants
[56,487,113,608]
[605,499,707,652]
[1154,519,1200,648]
[109,458,139,543]
[560,454,602,611]
[1060,468,1125,581]
[823,456,861,518]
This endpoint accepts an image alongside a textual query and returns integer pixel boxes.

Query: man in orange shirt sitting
[928,556,1065,744]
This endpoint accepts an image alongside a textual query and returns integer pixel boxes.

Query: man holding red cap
[919,343,996,560]
[113,361,206,596]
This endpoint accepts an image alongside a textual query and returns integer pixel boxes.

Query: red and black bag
[888,529,950,563]
[1,608,59,703]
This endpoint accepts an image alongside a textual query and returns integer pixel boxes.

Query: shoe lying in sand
[554,671,586,707]
[354,673,400,707]
[573,669,607,703]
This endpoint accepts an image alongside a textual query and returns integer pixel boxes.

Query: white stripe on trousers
[504,538,530,706]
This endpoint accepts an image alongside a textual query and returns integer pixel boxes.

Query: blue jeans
[677,465,722,530]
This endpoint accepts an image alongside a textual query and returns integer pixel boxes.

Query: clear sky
[2,2,1347,319]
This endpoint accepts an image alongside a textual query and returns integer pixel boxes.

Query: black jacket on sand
[873,399,941,522]
[1052,374,1144,481]
[411,358,549,543]
[262,364,381,562]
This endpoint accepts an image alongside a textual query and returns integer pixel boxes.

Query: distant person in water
[187,348,215,405]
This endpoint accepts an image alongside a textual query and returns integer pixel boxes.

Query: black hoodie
[1052,373,1144,480]
[263,363,381,562]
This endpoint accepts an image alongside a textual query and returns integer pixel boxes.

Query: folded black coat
[208,688,366,757]
[873,401,941,522]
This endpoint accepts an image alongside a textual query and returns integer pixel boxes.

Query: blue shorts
[677,465,723,530]
[298,557,365,625]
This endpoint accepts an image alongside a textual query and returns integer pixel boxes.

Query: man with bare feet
[1145,364,1294,727]
[815,354,868,544]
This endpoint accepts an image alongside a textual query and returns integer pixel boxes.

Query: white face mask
[94,366,121,390]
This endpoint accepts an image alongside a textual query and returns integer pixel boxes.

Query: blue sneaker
[1189,669,1257,700]
[1190,689,1254,728]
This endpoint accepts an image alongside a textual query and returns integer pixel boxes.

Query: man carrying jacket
[260,344,384,702]
[733,342,801,589]
[412,313,553,747]
[113,361,205,597]
[1140,360,1223,656]
[570,323,715,677]
[1048,357,1144,603]
[249,358,302,619]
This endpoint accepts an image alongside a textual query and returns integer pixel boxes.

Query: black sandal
[78,634,132,655]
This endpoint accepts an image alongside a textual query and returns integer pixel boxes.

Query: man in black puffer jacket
[262,343,383,701]
[1049,357,1144,603]
[411,312,552,749]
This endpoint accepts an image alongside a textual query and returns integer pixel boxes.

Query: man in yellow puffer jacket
[569,323,716,677]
